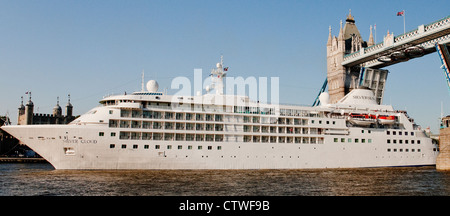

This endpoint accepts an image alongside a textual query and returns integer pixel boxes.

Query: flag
[397,11,404,16]
[224,67,228,71]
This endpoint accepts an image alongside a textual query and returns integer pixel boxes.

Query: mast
[207,55,227,95]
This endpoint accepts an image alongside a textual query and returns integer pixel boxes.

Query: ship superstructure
[1,57,439,169]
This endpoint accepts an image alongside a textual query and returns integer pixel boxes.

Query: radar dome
[146,80,159,92]
[319,92,330,106]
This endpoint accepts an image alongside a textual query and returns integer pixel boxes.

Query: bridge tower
[327,10,385,104]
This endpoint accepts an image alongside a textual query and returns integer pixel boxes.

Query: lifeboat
[377,115,396,125]
[348,113,376,126]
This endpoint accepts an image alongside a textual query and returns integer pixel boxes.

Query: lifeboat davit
[378,115,396,125]
[348,113,376,126]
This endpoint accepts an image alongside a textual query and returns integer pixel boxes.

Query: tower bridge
[324,11,450,105]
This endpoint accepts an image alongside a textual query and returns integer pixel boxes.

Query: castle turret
[25,93,34,125]
[53,97,62,117]
[66,94,73,118]
[368,25,375,47]
[18,96,25,116]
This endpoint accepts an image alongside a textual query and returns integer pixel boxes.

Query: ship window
[99,132,104,136]
[198,146,202,150]
[387,148,391,152]
[387,131,390,135]
[362,139,366,143]
[387,139,391,144]
[178,145,182,150]
[334,138,338,142]
[399,140,403,144]
[133,144,138,149]
[417,140,421,144]
[208,146,212,150]
[110,144,115,149]
[368,139,372,143]
[412,149,415,152]
[121,144,126,149]
[341,138,345,143]
[355,139,359,143]
[411,132,414,136]
[167,145,172,150]
[217,146,222,150]
[411,140,415,144]
[144,145,149,149]
[188,145,193,150]
[111,132,116,137]
[405,132,408,135]
[399,132,402,135]
[109,110,113,114]
[361,130,364,133]
[393,140,397,144]
[405,140,408,144]
[348,138,352,143]
[155,145,160,149]
[393,149,397,152]
[393,131,396,135]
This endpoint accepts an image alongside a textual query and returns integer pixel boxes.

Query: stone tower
[326,10,374,104]
[52,97,62,117]
[17,96,25,120]
[24,93,34,125]
[65,94,73,123]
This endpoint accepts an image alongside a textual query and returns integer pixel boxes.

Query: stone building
[18,94,76,125]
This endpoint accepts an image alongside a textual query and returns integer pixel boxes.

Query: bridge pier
[437,117,450,170]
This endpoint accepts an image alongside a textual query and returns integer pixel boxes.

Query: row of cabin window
[110,120,225,131]
[333,138,373,143]
[387,148,421,152]
[118,132,224,142]
[387,139,420,144]
[109,144,222,150]
[386,130,415,136]
[243,136,324,144]
[120,110,224,121]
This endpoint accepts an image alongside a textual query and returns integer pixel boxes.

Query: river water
[1,163,449,196]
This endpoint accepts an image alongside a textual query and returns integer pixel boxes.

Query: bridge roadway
[342,15,450,69]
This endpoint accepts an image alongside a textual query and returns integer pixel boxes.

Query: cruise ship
[1,58,439,169]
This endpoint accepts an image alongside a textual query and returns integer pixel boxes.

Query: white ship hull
[2,124,437,170]
[2,59,439,170]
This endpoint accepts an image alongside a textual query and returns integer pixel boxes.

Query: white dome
[319,92,330,106]
[146,80,159,92]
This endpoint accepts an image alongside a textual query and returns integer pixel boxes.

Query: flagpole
[403,10,406,34]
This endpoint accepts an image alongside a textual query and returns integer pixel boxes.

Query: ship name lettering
[353,95,375,100]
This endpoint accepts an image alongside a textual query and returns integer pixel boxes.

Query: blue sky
[0,0,449,133]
